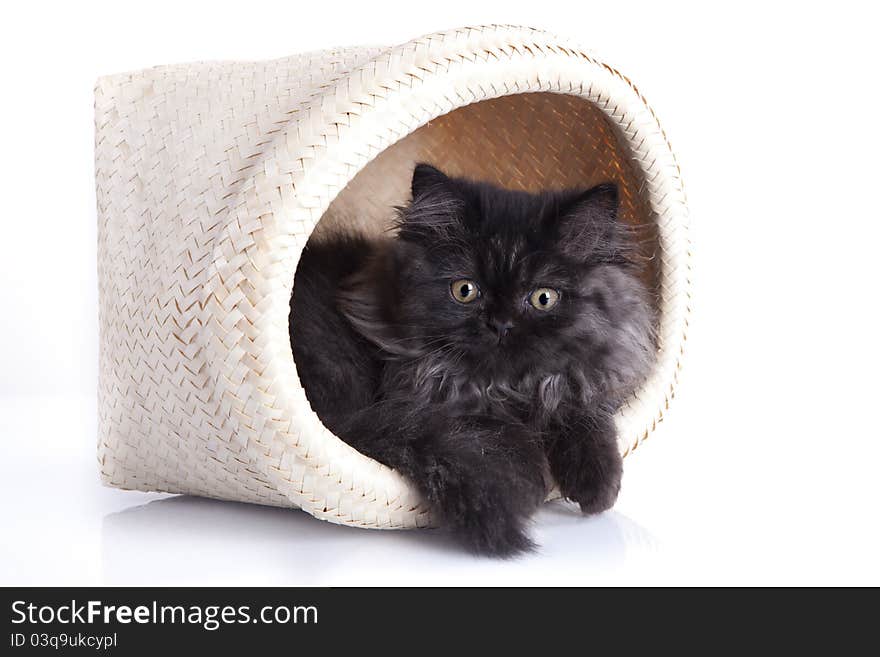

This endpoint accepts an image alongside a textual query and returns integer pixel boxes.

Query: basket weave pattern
[95,25,690,529]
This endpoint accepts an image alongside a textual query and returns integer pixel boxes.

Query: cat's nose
[487,317,515,338]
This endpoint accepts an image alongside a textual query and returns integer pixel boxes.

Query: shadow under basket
[95,25,690,529]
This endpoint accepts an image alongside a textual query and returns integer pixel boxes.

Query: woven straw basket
[95,25,690,529]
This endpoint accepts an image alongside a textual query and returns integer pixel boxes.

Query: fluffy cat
[290,164,654,556]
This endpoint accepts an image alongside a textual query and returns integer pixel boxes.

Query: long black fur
[290,164,655,556]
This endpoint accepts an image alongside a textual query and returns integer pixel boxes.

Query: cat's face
[383,164,652,394]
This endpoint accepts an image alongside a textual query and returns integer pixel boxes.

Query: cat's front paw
[565,457,622,515]
[424,452,544,557]
[548,416,623,516]
[457,504,536,557]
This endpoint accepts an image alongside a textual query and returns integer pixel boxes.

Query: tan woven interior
[311,92,659,322]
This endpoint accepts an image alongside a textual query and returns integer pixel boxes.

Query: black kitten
[290,164,654,556]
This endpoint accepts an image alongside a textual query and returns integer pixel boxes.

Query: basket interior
[312,92,658,296]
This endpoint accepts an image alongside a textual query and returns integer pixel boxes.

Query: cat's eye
[451,279,480,303]
[529,288,560,311]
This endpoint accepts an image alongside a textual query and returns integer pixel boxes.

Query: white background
[2,0,878,585]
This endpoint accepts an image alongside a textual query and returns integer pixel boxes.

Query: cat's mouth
[471,338,527,370]
[474,334,515,353]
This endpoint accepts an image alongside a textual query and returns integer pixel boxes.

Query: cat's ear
[411,163,452,201]
[400,164,464,238]
[555,183,622,261]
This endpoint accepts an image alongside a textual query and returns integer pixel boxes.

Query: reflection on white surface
[101,496,657,586]
[1,395,662,586]
[4,391,880,585]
